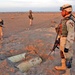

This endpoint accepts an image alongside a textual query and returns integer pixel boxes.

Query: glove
[56,38,60,45]
[64,48,69,53]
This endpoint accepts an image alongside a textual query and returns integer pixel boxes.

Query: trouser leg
[55,36,73,74]
[55,37,67,70]
[0,27,3,40]
[30,19,32,26]
[62,52,73,75]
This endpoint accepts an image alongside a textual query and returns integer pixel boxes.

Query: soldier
[55,4,75,75]
[28,10,33,26]
[0,19,4,40]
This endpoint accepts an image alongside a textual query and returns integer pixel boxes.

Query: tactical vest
[59,16,75,37]
[60,19,68,37]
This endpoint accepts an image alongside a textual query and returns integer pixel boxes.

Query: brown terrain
[0,12,75,75]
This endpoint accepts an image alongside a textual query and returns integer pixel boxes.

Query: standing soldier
[28,10,33,26]
[0,19,4,40]
[55,4,75,75]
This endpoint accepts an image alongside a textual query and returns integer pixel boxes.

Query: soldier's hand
[56,38,60,45]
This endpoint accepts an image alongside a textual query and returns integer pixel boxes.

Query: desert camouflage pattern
[59,19,74,61]
[0,19,3,40]
[64,19,74,59]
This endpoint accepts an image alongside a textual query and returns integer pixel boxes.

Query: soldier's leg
[55,36,67,70]
[62,49,73,75]
[30,19,32,26]
[0,26,3,40]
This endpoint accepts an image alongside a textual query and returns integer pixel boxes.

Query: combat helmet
[60,4,72,13]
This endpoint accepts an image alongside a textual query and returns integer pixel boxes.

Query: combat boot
[55,59,66,70]
[62,68,71,75]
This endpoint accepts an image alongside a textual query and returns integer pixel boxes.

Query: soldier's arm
[65,20,75,48]
[55,24,59,33]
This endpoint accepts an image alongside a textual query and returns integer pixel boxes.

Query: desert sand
[0,12,75,75]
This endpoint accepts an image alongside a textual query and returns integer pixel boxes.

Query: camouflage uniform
[0,19,4,40]
[28,10,33,26]
[55,15,75,75]
[63,19,74,59]
[55,4,75,75]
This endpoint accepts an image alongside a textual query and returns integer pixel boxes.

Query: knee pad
[66,58,72,68]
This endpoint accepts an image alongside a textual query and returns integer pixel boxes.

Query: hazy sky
[0,0,75,12]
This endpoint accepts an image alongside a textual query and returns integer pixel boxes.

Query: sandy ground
[0,12,75,75]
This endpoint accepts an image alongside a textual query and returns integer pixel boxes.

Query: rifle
[48,32,60,56]
[48,14,75,55]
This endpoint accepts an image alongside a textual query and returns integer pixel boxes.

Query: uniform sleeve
[55,24,59,32]
[65,20,75,48]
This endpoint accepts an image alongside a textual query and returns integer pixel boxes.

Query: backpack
[66,14,75,32]
[70,14,75,41]
[70,14,75,26]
